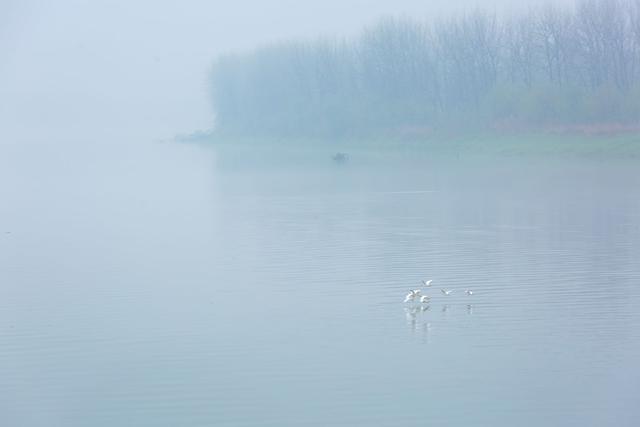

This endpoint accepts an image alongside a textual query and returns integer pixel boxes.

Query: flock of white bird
[404,279,473,303]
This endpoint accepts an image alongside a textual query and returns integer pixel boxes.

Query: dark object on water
[332,152,348,163]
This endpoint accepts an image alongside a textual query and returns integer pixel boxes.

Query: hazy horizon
[2,0,577,143]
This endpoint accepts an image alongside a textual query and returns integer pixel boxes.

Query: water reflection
[404,301,475,332]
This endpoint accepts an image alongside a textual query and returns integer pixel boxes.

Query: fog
[2,0,576,142]
[2,2,640,426]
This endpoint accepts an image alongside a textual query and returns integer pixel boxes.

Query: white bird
[412,289,422,297]
[422,279,433,287]
[441,289,453,296]
[404,293,416,303]
[420,295,430,303]
[465,289,474,296]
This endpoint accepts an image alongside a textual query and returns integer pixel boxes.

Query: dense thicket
[210,0,640,137]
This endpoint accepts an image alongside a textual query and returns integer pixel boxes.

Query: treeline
[210,0,640,137]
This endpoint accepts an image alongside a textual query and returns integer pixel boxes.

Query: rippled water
[1,141,639,426]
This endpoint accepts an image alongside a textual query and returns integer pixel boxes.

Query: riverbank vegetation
[209,0,640,140]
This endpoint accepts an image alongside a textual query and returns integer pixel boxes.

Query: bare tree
[503,14,538,87]
[536,5,576,86]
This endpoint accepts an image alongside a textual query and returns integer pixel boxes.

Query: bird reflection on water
[404,301,475,341]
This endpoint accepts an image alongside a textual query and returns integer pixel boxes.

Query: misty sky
[1,0,576,142]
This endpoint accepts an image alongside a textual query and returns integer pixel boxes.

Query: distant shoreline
[176,129,640,160]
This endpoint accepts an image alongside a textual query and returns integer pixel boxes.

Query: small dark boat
[332,152,348,163]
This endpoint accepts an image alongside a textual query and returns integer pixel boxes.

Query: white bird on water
[420,295,430,304]
[412,289,422,297]
[441,289,453,296]
[404,292,416,303]
[465,289,474,296]
[422,279,433,287]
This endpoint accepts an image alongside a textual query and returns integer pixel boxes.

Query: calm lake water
[1,140,639,426]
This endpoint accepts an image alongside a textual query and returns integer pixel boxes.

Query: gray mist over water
[2,0,576,142]
[1,1,640,427]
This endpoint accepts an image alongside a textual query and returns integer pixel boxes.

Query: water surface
[1,140,639,426]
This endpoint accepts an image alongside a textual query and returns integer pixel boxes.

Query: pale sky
[0,0,577,142]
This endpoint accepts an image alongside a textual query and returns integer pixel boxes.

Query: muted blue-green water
[1,141,639,426]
